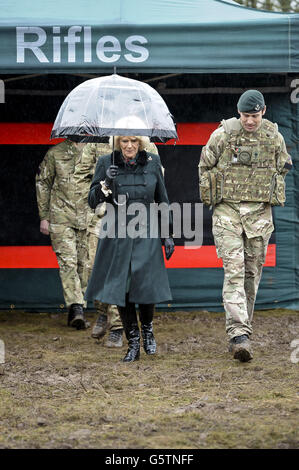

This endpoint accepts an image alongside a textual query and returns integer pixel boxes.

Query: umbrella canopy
[51,74,177,143]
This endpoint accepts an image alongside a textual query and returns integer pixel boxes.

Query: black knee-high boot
[139,304,156,355]
[118,295,140,362]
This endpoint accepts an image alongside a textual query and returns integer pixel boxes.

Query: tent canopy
[0,0,298,73]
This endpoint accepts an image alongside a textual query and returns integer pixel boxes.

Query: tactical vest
[215,118,285,205]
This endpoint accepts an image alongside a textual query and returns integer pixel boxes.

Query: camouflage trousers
[85,231,122,330]
[212,213,271,339]
[50,225,87,308]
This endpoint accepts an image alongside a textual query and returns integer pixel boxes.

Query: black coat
[85,150,172,307]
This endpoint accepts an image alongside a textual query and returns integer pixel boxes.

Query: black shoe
[67,306,75,327]
[122,323,140,362]
[141,322,156,355]
[68,304,86,330]
[229,334,253,362]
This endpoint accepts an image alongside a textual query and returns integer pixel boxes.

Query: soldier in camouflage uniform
[199,90,292,362]
[36,139,90,329]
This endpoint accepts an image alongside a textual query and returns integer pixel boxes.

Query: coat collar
[111,150,148,167]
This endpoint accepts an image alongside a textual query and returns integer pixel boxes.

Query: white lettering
[127,203,147,239]
[117,196,128,238]
[53,27,61,63]
[64,26,82,62]
[290,78,299,104]
[84,27,92,62]
[16,26,48,63]
[16,27,149,65]
[96,35,121,63]
[125,35,149,63]
[105,454,139,467]
[99,203,115,239]
[184,203,203,248]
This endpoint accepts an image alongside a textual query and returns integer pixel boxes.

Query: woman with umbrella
[85,117,175,362]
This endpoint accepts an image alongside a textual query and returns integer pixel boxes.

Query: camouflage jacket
[35,140,108,230]
[74,142,111,236]
[199,118,292,207]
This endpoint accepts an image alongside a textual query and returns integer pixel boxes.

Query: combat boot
[139,304,156,355]
[229,334,253,362]
[68,304,87,330]
[118,297,140,362]
[91,314,108,338]
[105,328,124,348]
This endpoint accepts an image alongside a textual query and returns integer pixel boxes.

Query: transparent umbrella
[51,73,177,143]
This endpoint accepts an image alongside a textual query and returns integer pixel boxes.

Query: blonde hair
[109,135,150,151]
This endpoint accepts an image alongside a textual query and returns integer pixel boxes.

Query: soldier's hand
[164,237,175,261]
[40,220,50,236]
[105,165,118,188]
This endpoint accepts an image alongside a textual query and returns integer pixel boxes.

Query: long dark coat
[85,150,172,307]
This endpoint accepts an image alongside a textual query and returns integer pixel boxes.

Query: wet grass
[0,309,298,449]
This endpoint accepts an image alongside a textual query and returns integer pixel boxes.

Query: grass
[0,309,298,449]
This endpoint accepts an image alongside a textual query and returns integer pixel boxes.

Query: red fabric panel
[0,123,218,145]
[0,246,59,268]
[0,123,63,145]
[164,243,276,268]
[0,245,276,269]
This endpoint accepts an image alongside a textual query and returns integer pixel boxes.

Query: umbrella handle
[113,193,128,206]
[111,135,128,205]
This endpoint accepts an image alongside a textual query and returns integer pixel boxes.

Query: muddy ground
[0,309,298,449]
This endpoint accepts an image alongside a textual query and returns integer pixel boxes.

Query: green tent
[0,0,298,73]
[0,0,298,311]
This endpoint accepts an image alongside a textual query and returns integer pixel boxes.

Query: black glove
[164,237,175,260]
[105,165,118,188]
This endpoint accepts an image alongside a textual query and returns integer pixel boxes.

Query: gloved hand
[164,237,175,260]
[105,165,118,188]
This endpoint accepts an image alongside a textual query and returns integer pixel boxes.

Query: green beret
[237,90,265,113]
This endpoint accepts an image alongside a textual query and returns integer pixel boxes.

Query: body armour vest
[216,118,283,204]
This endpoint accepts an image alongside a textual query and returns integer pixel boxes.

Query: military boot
[139,304,156,355]
[68,304,87,330]
[67,304,75,327]
[91,314,108,339]
[118,297,140,362]
[105,328,124,348]
[229,334,253,362]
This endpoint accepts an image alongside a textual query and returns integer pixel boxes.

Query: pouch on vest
[270,173,286,206]
[200,169,223,206]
